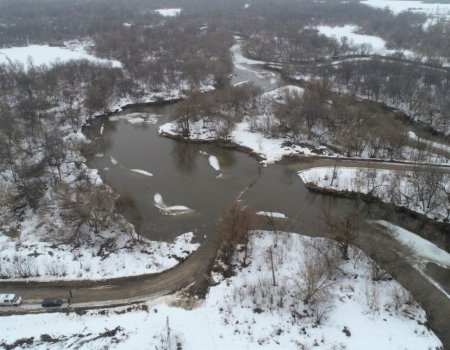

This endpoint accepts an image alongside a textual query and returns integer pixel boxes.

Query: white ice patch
[198,150,221,171]
[153,193,195,216]
[100,123,104,135]
[155,8,182,17]
[109,113,159,125]
[110,156,118,165]
[0,45,122,70]
[234,80,249,86]
[95,153,104,158]
[128,117,146,124]
[208,155,221,171]
[130,169,153,177]
[256,211,287,219]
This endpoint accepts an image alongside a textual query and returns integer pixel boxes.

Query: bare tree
[323,207,359,261]
[298,239,338,305]
[217,201,258,268]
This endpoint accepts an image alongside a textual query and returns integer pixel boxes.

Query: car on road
[0,294,22,306]
[41,298,64,307]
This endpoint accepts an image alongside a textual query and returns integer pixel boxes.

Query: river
[84,41,449,284]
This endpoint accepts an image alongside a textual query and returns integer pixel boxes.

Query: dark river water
[84,43,449,259]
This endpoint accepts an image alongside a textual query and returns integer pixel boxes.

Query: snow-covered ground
[316,25,415,57]
[0,43,121,69]
[299,166,450,221]
[155,8,182,17]
[158,80,335,164]
[159,118,323,164]
[261,85,304,101]
[0,231,442,349]
[408,131,450,154]
[0,220,199,281]
[362,0,450,16]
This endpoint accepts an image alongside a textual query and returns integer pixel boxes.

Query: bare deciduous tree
[217,201,258,268]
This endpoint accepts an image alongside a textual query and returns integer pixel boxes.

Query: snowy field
[0,232,441,349]
[0,222,199,281]
[0,43,121,69]
[316,25,415,57]
[299,166,450,221]
[362,0,450,16]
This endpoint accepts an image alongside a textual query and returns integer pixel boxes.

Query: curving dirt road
[0,237,219,315]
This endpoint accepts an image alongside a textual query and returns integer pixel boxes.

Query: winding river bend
[84,62,347,243]
[85,43,449,249]
[82,48,450,340]
[1,41,449,346]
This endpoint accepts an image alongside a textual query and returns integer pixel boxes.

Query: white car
[0,294,22,306]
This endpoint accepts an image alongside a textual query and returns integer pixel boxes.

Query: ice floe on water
[109,113,159,125]
[129,169,153,177]
[95,153,104,158]
[110,156,118,165]
[208,155,221,171]
[153,193,195,216]
[128,117,146,124]
[100,123,104,135]
[256,211,288,219]
[198,150,221,171]
[155,8,182,17]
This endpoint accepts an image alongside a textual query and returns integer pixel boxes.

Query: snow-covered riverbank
[0,231,442,349]
[299,166,450,222]
[0,222,199,281]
